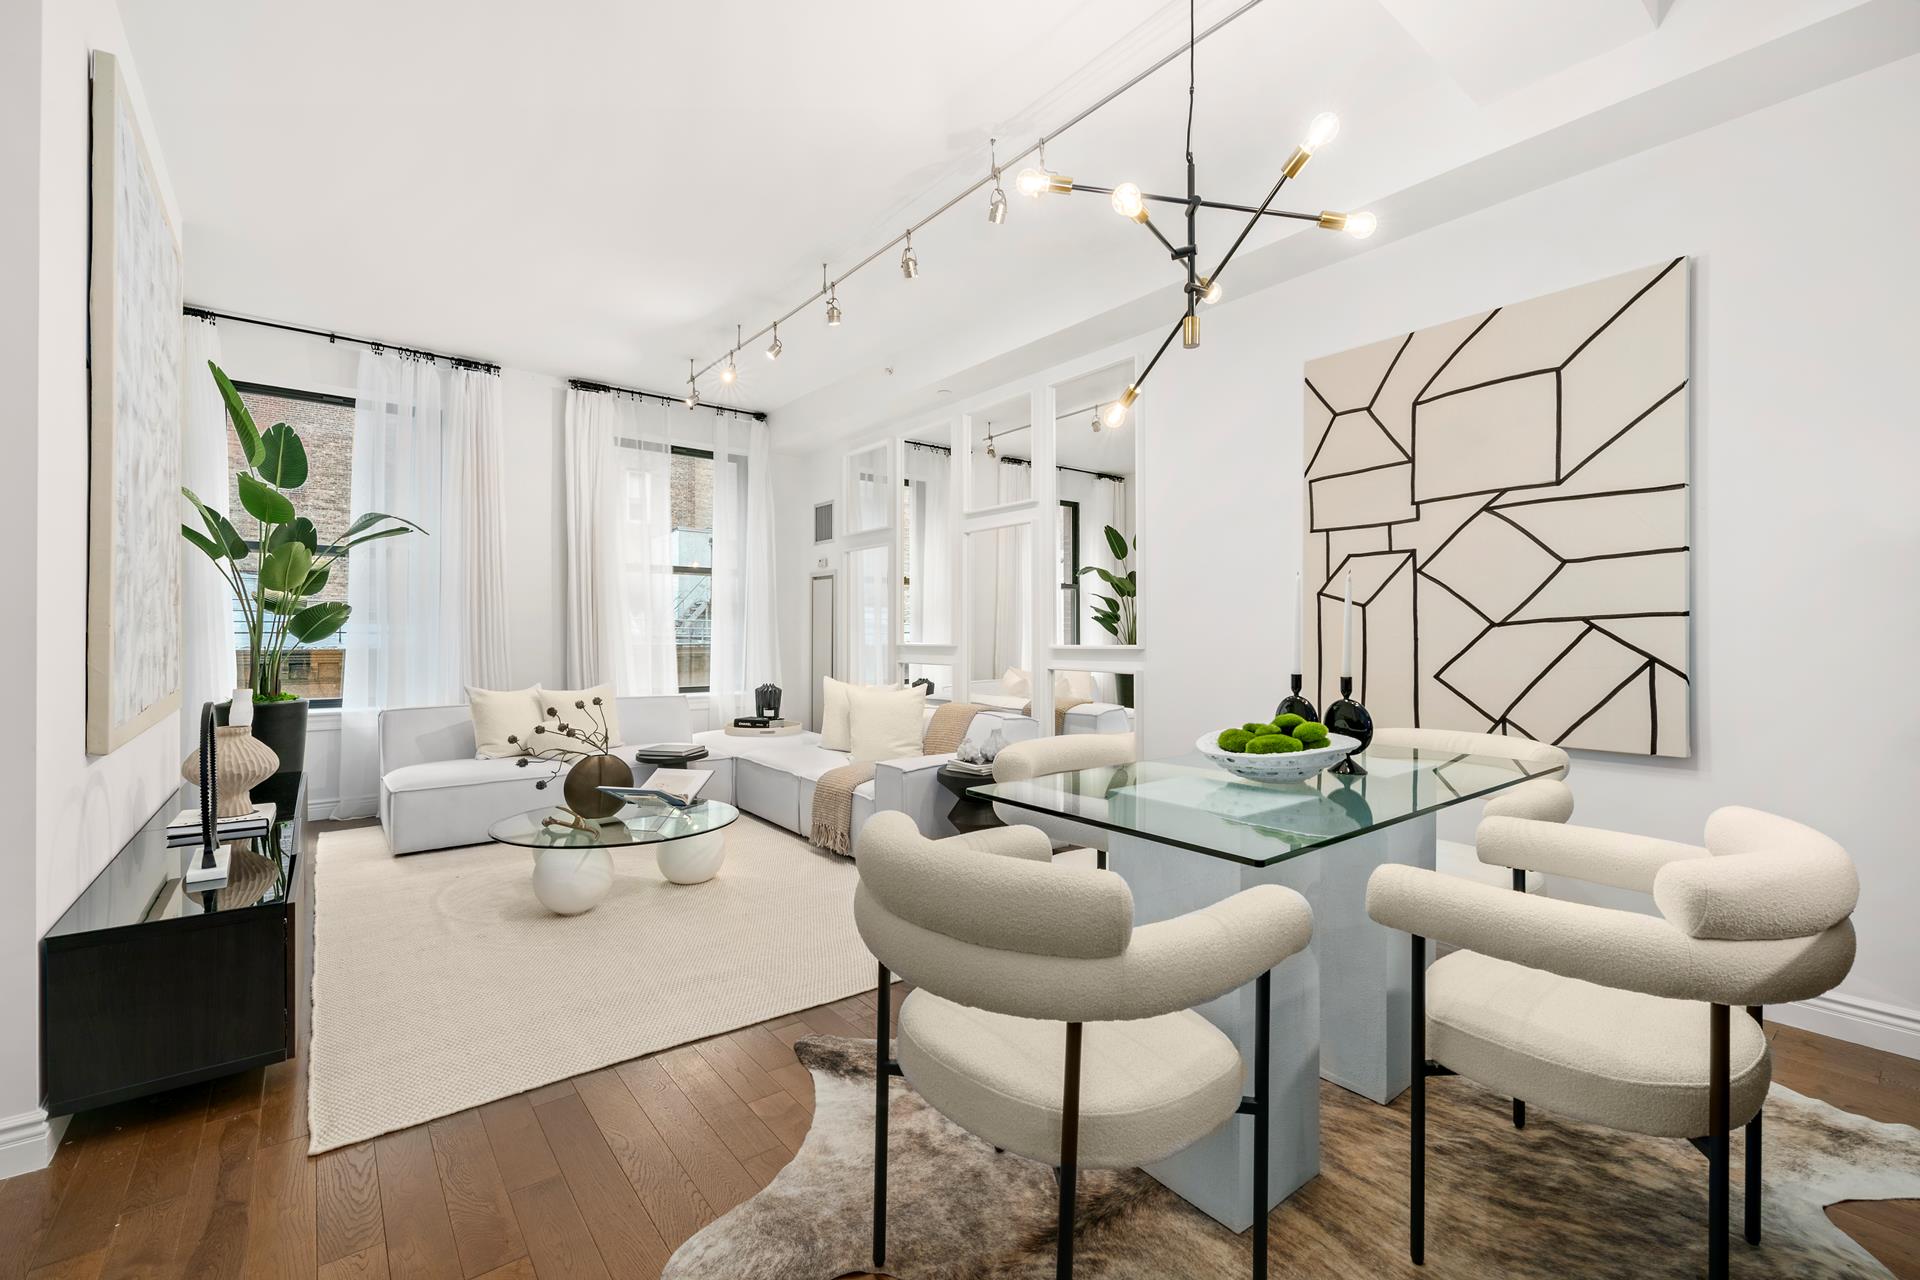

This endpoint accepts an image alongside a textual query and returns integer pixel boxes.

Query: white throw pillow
[1002,667,1032,698]
[822,677,904,751]
[1054,670,1098,702]
[848,685,927,765]
[467,686,544,759]
[534,684,623,756]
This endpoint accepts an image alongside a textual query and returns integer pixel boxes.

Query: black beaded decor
[1325,675,1373,775]
[1274,673,1318,725]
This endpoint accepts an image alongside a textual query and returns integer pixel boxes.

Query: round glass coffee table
[488,799,740,914]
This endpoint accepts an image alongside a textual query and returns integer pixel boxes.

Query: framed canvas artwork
[1301,259,1690,757]
[87,50,183,755]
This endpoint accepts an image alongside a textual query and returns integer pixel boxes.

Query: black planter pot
[217,697,308,802]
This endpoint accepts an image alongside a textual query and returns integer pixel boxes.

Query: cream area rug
[307,817,882,1154]
[665,1036,1920,1279]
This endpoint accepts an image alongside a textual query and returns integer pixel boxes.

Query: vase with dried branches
[511,696,636,823]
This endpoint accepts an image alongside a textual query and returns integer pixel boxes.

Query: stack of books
[944,759,995,778]
[165,802,276,848]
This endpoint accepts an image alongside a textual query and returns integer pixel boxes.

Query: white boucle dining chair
[1366,806,1858,1280]
[990,732,1136,866]
[852,810,1312,1279]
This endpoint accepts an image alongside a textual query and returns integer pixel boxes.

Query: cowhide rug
[663,1036,1920,1279]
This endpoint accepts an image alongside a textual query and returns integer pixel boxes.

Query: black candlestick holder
[1274,673,1318,724]
[1325,676,1373,775]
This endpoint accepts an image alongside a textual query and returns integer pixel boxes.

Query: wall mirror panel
[901,662,955,704]
[847,443,892,535]
[901,423,955,645]
[848,544,892,686]
[966,394,1035,514]
[1050,666,1137,718]
[965,524,1032,710]
[1053,362,1139,646]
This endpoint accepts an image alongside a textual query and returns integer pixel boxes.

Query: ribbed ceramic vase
[181,726,280,818]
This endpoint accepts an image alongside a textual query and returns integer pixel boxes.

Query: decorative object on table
[1324,677,1374,775]
[634,741,710,767]
[733,716,774,728]
[600,768,711,810]
[1275,571,1318,723]
[183,360,426,791]
[1302,259,1690,757]
[660,1036,1920,1280]
[184,702,228,888]
[86,52,183,757]
[510,695,633,821]
[1077,522,1138,707]
[1197,721,1359,784]
[754,682,783,719]
[724,719,803,737]
[955,723,1010,769]
[181,690,280,818]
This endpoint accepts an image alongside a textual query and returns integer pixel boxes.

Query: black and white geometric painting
[1301,259,1690,757]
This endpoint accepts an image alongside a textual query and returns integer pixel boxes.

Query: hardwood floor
[3,969,1914,1278]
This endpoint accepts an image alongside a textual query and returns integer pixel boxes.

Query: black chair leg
[1253,972,1270,1280]
[1709,1003,1730,1280]
[1058,1023,1083,1279]
[1096,848,1107,871]
[1509,872,1527,1131]
[1411,933,1426,1267]
[1746,1005,1764,1245]
[874,962,889,1269]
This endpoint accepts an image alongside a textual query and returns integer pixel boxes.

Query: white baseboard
[306,793,376,823]
[0,1108,69,1180]
[1772,991,1920,1061]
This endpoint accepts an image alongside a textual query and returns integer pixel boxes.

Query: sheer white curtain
[179,316,230,752]
[903,444,951,645]
[563,389,677,693]
[993,460,1032,673]
[708,415,782,720]
[339,353,453,816]
[446,368,512,688]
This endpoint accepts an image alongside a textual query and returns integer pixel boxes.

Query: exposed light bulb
[685,386,697,409]
[685,360,697,408]
[1016,166,1049,198]
[1110,182,1146,221]
[1199,275,1223,305]
[1344,210,1377,240]
[1305,111,1341,150]
[1103,385,1138,429]
[721,352,737,384]
[765,324,782,360]
[988,184,1007,224]
[900,231,919,280]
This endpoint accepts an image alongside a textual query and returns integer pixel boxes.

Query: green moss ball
[1273,713,1305,732]
[1241,722,1270,735]
[1217,728,1255,753]
[1293,721,1330,745]
[1246,734,1305,755]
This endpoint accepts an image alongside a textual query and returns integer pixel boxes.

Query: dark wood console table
[40,774,314,1115]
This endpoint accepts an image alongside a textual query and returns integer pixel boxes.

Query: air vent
[813,501,834,544]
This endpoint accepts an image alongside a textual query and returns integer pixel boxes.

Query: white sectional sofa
[378,695,1038,855]
[691,707,1039,844]
[379,696,725,855]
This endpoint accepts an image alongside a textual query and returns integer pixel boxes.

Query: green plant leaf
[257,541,313,593]
[287,602,350,644]
[1094,617,1120,637]
[257,423,308,489]
[261,589,302,615]
[334,525,417,553]
[237,472,295,524]
[342,510,429,539]
[209,361,264,466]
[181,525,224,561]
[1112,574,1135,598]
[1103,524,1128,561]
[182,487,248,559]
[266,517,318,554]
[1095,594,1119,613]
[300,564,330,595]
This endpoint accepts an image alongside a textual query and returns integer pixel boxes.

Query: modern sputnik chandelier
[687,0,1372,418]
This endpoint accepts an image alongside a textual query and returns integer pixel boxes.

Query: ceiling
[120,0,1904,432]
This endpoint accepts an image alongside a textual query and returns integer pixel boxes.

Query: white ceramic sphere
[530,847,615,914]
[657,829,727,885]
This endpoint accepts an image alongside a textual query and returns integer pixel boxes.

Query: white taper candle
[1341,569,1353,681]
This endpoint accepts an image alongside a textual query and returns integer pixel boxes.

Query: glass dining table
[969,740,1557,1231]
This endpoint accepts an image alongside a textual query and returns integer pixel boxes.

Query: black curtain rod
[986,454,1126,484]
[184,304,502,374]
[568,378,767,422]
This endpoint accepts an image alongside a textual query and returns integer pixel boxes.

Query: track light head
[766,324,782,360]
[988,184,1007,224]
[1110,182,1147,221]
[826,295,842,327]
[900,231,919,280]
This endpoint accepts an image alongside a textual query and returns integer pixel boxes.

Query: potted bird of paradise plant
[1077,523,1138,707]
[180,360,426,792]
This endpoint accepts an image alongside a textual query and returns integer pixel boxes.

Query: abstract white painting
[87,51,182,755]
[1301,259,1691,757]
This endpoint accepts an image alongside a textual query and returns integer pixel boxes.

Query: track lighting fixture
[987,139,1008,225]
[984,421,997,459]
[685,358,698,408]
[722,329,739,384]
[823,264,843,327]
[766,322,783,360]
[1016,140,1072,198]
[900,231,919,280]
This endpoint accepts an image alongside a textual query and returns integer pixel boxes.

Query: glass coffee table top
[969,743,1557,868]
[488,799,740,850]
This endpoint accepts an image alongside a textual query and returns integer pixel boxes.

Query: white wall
[1,0,186,1176]
[779,55,1920,1054]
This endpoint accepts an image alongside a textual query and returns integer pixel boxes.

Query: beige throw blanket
[1025,696,1089,734]
[810,702,989,855]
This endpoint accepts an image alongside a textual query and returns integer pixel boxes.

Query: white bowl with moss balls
[1196,717,1360,783]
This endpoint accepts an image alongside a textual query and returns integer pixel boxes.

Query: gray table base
[1106,812,1435,1231]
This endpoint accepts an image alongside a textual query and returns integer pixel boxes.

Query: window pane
[229,388,355,704]
[672,452,715,689]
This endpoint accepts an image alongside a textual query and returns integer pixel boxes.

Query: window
[227,383,355,706]
[1058,499,1081,645]
[669,448,714,691]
